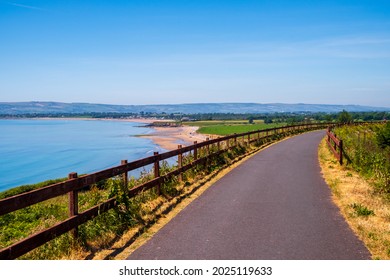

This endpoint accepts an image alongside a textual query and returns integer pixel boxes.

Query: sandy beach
[128,119,210,150]
[140,126,209,151]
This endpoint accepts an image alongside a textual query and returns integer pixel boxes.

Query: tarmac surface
[127,130,371,260]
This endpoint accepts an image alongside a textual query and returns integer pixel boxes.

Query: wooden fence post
[205,138,210,169]
[234,133,237,146]
[194,141,198,160]
[178,145,183,182]
[121,160,128,188]
[68,172,78,239]
[339,140,343,165]
[154,152,160,195]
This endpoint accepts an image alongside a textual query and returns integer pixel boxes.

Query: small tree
[248,116,254,124]
[325,114,333,122]
[338,110,352,123]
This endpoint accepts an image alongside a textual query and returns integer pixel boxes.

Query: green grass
[185,120,285,136]
[0,178,68,199]
[350,203,375,217]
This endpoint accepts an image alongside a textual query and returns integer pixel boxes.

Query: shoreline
[139,126,208,151]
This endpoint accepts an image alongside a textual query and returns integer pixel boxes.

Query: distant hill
[0,101,389,115]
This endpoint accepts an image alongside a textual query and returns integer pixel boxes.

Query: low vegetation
[333,123,390,193]
[0,178,67,200]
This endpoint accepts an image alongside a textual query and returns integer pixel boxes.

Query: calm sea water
[0,119,162,192]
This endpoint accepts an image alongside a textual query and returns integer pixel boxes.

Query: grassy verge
[318,138,390,259]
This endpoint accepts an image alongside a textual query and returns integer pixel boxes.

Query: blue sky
[1,0,389,107]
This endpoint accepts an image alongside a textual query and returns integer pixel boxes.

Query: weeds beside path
[319,138,390,259]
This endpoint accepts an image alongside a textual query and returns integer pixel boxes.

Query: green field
[184,120,285,136]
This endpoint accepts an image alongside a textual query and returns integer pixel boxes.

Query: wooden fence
[326,127,343,165]
[0,122,332,259]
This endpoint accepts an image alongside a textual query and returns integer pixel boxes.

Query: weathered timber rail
[326,127,343,165]
[0,122,332,259]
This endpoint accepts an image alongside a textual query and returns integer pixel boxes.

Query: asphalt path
[128,131,371,260]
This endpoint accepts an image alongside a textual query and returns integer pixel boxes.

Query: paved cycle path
[128,131,371,259]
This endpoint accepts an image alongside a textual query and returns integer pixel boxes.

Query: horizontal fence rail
[0,122,333,259]
[326,127,343,165]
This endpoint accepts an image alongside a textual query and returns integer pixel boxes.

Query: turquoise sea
[0,119,162,192]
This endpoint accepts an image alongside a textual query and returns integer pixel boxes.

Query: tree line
[0,110,388,123]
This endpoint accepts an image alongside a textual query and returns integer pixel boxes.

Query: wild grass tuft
[350,203,375,217]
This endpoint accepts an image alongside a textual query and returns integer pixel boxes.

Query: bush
[338,110,352,123]
[376,122,390,149]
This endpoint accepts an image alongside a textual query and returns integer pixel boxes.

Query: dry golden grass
[318,138,390,259]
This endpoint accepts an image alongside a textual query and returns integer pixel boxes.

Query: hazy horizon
[2,100,390,108]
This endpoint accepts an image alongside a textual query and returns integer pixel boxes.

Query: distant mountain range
[0,101,389,115]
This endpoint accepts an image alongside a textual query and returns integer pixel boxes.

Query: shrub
[334,124,390,193]
[338,110,352,123]
[376,122,390,149]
